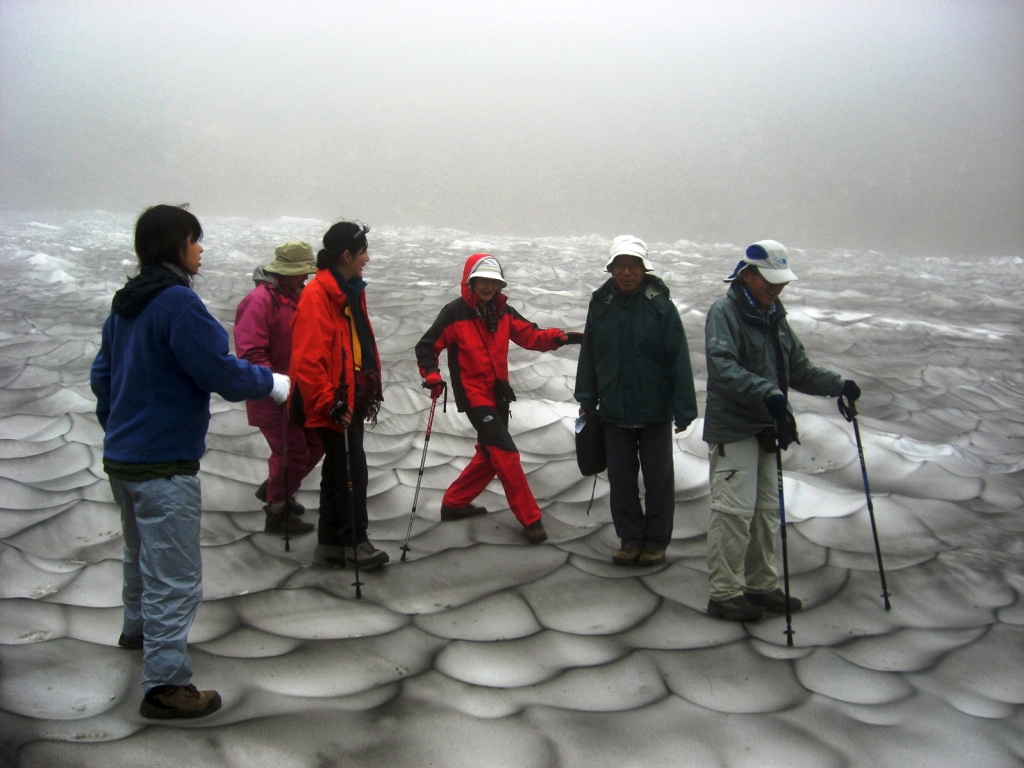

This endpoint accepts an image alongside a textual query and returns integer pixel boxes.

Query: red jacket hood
[461,253,507,313]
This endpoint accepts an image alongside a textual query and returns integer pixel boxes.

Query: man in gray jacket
[703,241,860,621]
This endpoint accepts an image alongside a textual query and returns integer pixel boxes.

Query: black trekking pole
[838,395,891,610]
[344,424,364,599]
[400,389,443,562]
[774,433,796,646]
[281,406,291,553]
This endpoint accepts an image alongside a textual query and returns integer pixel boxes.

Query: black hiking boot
[118,633,144,650]
[707,595,763,622]
[254,479,268,503]
[745,589,803,614]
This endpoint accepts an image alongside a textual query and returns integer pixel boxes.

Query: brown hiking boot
[440,503,488,521]
[707,595,763,622]
[524,520,548,545]
[264,504,315,535]
[613,544,642,566]
[140,684,222,719]
[638,547,667,567]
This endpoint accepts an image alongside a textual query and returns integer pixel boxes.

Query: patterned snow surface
[1,212,1022,767]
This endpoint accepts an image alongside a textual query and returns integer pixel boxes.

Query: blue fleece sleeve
[90,315,113,430]
[170,294,274,402]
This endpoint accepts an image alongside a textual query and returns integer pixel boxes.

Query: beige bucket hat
[265,241,317,276]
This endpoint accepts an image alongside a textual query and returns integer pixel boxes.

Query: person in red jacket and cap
[234,241,322,536]
[416,254,582,544]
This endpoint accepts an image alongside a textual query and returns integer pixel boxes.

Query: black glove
[555,331,584,347]
[775,411,800,451]
[765,394,788,419]
[841,379,861,402]
[329,384,349,425]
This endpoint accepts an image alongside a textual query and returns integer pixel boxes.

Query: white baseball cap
[468,255,507,288]
[605,235,654,272]
[725,240,799,284]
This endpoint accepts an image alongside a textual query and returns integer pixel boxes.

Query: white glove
[269,373,291,405]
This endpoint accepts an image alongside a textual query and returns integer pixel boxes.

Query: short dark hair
[317,221,369,270]
[134,204,203,270]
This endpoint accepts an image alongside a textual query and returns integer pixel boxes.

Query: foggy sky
[2,0,1022,255]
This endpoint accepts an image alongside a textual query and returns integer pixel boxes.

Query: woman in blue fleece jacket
[90,204,290,720]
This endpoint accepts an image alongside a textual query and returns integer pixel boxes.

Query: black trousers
[604,421,675,548]
[315,422,369,547]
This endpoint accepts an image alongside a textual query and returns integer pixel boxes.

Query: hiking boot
[118,633,144,650]
[707,595,764,622]
[348,541,390,570]
[745,588,803,614]
[140,683,222,720]
[264,505,315,535]
[524,520,548,545]
[311,544,347,568]
[638,547,667,567]
[255,479,268,503]
[613,544,642,566]
[440,503,488,521]
[286,497,306,516]
[264,512,314,535]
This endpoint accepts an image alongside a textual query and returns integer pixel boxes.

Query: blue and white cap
[725,240,798,284]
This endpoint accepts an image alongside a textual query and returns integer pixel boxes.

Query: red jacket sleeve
[506,306,563,352]
[415,302,458,378]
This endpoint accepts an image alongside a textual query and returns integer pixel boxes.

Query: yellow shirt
[345,305,363,371]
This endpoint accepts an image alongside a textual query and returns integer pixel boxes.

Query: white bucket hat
[605,235,654,272]
[725,240,799,284]
[468,255,507,288]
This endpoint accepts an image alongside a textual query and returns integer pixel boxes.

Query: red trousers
[258,424,324,504]
[442,405,541,526]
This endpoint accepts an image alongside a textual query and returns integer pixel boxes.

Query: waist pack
[575,410,606,476]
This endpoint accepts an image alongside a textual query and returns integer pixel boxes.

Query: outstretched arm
[507,306,564,352]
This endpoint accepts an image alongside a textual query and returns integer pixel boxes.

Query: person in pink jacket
[234,241,324,534]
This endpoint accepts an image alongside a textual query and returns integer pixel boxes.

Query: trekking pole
[281,406,291,553]
[401,387,442,562]
[838,395,891,610]
[344,424,364,599]
[774,433,796,646]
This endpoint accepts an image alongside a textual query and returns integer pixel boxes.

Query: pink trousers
[259,424,325,504]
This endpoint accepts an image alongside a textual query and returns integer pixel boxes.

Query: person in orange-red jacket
[415,253,582,544]
[290,221,388,570]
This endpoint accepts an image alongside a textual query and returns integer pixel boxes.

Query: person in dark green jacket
[575,235,698,567]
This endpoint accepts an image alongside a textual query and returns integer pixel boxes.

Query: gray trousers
[706,436,781,601]
[111,474,203,693]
